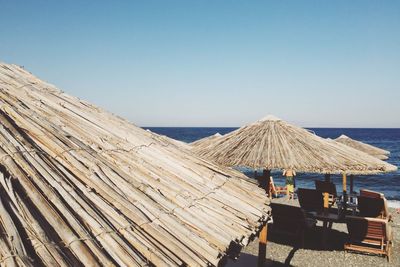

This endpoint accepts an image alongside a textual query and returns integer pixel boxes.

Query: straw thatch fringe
[334,134,390,160]
[193,115,397,175]
[190,133,222,150]
[0,63,270,266]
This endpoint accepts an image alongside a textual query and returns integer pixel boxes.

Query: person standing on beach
[283,169,296,199]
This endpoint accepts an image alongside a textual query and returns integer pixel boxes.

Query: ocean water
[147,127,400,207]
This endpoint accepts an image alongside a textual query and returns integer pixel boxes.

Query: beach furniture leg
[300,229,305,248]
[258,222,268,267]
[321,221,328,249]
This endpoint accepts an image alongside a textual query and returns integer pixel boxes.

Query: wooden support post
[258,222,268,267]
[350,175,354,194]
[342,173,347,212]
[349,174,355,204]
[342,173,347,196]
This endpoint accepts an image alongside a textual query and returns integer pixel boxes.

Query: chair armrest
[346,215,389,224]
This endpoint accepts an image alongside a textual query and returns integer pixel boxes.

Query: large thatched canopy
[334,134,390,160]
[0,63,269,266]
[192,115,397,175]
[191,132,222,150]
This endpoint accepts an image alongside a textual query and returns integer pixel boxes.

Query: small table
[309,211,341,248]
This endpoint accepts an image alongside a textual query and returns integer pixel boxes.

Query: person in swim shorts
[283,169,296,200]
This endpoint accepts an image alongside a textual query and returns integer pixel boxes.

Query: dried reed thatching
[0,63,270,266]
[190,133,222,150]
[146,129,191,150]
[193,115,397,175]
[334,134,389,160]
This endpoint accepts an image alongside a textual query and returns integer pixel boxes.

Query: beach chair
[255,172,287,198]
[315,180,337,208]
[359,189,392,221]
[298,188,324,214]
[269,176,287,198]
[344,216,392,262]
[270,203,316,247]
[357,196,392,221]
[359,189,384,198]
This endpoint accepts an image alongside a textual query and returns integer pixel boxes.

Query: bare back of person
[283,169,296,177]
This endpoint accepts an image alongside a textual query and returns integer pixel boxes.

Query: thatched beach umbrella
[325,137,391,196]
[193,115,397,202]
[334,134,390,160]
[0,63,270,266]
[191,132,222,150]
[193,115,396,175]
[146,128,191,150]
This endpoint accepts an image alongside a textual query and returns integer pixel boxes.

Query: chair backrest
[360,189,384,198]
[357,196,385,218]
[346,216,389,244]
[382,198,390,219]
[269,175,275,189]
[271,203,305,233]
[359,189,390,219]
[315,180,337,196]
[298,188,323,212]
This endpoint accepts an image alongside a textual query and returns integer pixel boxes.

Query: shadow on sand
[227,224,347,266]
[267,224,348,251]
[226,251,297,267]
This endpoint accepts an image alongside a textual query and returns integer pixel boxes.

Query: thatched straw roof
[0,63,269,266]
[334,134,390,160]
[192,115,397,175]
[146,128,191,150]
[190,132,222,150]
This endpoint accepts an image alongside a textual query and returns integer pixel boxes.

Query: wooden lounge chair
[270,203,316,247]
[315,180,337,208]
[345,216,392,262]
[358,196,392,221]
[255,172,287,198]
[298,188,324,214]
[270,176,287,198]
[360,188,384,198]
[359,189,392,221]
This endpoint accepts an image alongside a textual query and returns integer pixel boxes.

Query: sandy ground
[226,198,399,267]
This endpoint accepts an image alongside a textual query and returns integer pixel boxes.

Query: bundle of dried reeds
[334,134,389,160]
[190,133,222,150]
[0,63,270,266]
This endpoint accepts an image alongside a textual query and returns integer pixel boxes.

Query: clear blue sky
[1,1,399,127]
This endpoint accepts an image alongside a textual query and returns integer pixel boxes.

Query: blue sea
[147,127,400,207]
